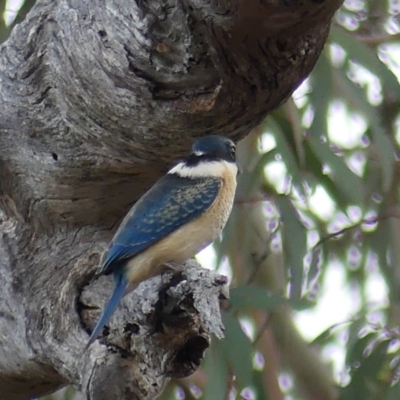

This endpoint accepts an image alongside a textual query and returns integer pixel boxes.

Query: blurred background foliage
[3,0,400,399]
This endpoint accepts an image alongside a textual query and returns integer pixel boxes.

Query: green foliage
[0,0,8,42]
[230,287,311,311]
[200,2,400,400]
[0,0,36,42]
[203,340,229,400]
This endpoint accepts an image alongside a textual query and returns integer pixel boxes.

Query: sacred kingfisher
[86,135,238,347]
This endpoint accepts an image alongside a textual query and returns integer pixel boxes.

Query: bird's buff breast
[126,166,237,285]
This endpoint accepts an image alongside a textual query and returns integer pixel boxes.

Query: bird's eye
[230,146,236,159]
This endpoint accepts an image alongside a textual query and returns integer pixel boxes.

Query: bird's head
[168,135,237,178]
[186,135,236,166]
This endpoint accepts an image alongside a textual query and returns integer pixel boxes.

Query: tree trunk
[0,0,342,399]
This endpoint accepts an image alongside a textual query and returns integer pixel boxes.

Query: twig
[261,327,285,400]
[354,32,400,45]
[313,210,400,249]
[235,195,272,205]
[254,314,272,344]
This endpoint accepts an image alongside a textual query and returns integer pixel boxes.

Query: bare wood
[0,0,342,398]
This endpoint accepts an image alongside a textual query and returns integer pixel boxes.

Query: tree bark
[0,0,342,399]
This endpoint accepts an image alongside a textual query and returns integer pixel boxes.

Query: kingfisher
[86,135,238,348]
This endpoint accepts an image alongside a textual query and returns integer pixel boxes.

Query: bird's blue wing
[98,174,221,275]
[85,269,128,349]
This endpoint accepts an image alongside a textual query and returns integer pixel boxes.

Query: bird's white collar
[168,160,238,179]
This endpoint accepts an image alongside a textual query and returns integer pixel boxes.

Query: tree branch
[0,0,342,227]
[80,264,227,400]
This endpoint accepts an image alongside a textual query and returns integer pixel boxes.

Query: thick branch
[0,0,342,227]
[80,264,227,400]
[0,231,227,400]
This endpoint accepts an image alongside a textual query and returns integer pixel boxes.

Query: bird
[86,135,238,348]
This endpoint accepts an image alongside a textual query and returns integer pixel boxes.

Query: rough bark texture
[80,264,227,400]
[0,0,342,399]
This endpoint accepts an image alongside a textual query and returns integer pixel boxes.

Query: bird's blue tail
[85,271,128,350]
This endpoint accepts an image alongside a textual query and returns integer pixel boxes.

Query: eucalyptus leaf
[203,341,229,400]
[276,196,307,298]
[331,27,400,100]
[309,52,333,138]
[230,286,311,311]
[333,66,394,191]
[221,311,254,390]
[308,135,364,204]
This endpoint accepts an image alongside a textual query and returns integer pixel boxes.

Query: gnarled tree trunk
[0,0,342,399]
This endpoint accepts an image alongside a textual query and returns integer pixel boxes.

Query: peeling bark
[0,0,342,399]
[80,264,227,400]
